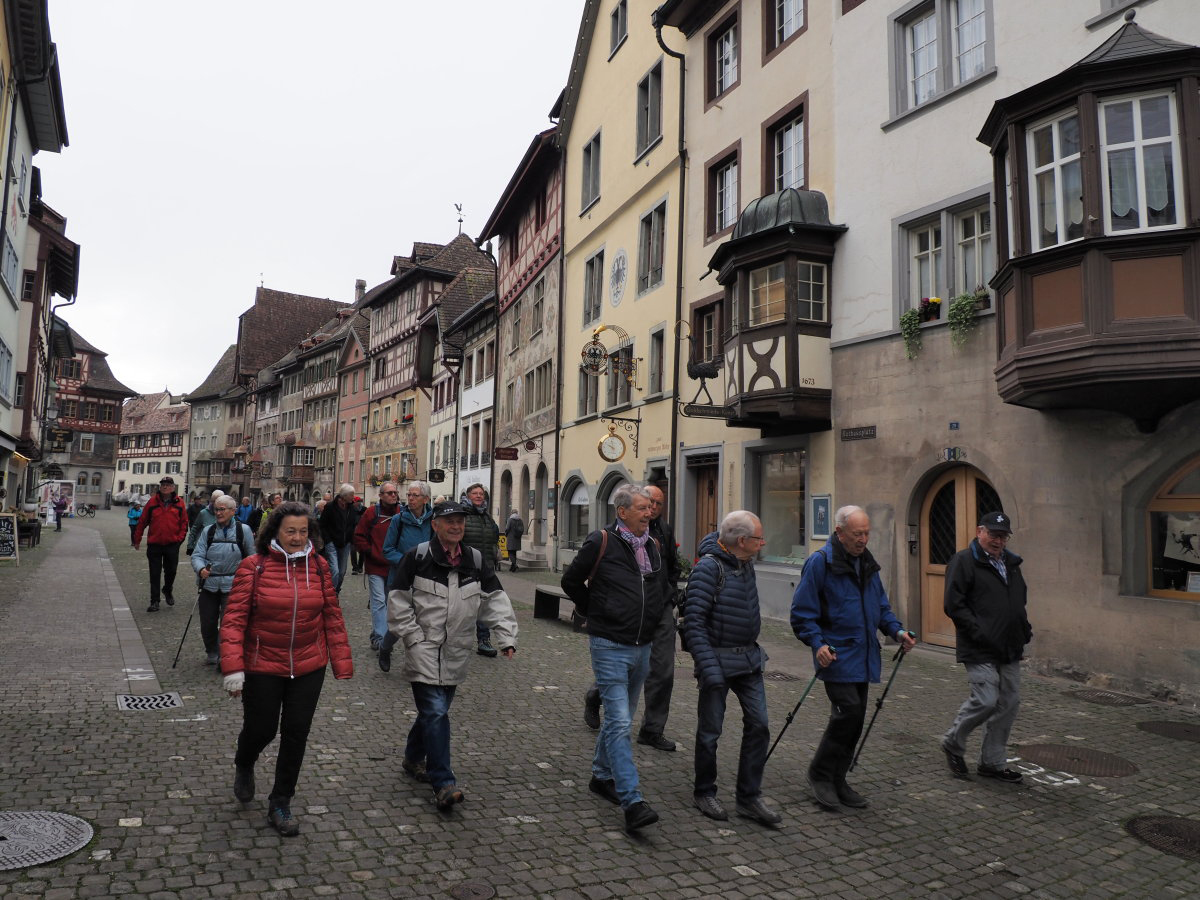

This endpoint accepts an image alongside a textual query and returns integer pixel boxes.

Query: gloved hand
[223,672,245,697]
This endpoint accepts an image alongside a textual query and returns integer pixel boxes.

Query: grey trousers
[639,601,677,736]
[942,660,1021,768]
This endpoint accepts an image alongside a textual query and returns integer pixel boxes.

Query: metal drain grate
[1124,815,1200,862]
[1136,720,1200,743]
[448,882,496,899]
[0,811,94,870]
[764,671,802,682]
[1066,689,1149,707]
[116,692,183,711]
[1016,744,1139,777]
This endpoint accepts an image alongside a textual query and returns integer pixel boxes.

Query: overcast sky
[35,0,585,396]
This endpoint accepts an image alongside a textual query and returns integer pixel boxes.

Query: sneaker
[588,776,620,805]
[941,742,969,777]
[835,782,869,808]
[267,803,299,836]
[435,784,464,810]
[977,764,1023,783]
[205,651,219,666]
[402,757,430,782]
[583,688,601,730]
[735,797,783,825]
[233,766,255,802]
[636,731,677,751]
[807,774,841,811]
[693,794,728,821]
[623,800,659,831]
[146,602,160,613]
[164,593,175,606]
[477,640,498,658]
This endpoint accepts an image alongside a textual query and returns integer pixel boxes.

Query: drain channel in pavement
[1124,815,1200,862]
[0,811,94,871]
[1016,744,1138,777]
[116,692,183,711]
[448,882,496,899]
[1136,720,1200,743]
[1065,688,1149,707]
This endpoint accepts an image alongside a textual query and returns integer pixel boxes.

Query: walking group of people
[124,471,1030,839]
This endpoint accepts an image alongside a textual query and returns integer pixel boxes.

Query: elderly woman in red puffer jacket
[220,501,353,837]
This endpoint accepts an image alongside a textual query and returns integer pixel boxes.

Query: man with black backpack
[191,494,256,666]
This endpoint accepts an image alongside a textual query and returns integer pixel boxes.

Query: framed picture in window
[1187,572,1200,594]
[810,494,831,541]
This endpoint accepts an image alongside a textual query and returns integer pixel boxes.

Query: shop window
[754,448,805,563]
[566,481,591,548]
[1147,457,1200,599]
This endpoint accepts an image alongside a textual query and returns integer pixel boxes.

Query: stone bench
[533,584,585,630]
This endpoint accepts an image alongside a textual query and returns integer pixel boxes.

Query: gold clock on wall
[598,423,626,462]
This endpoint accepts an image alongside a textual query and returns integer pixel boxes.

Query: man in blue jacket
[684,511,781,826]
[791,505,915,811]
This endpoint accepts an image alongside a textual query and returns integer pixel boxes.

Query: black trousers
[809,681,868,784]
[235,667,326,803]
[197,589,229,654]
[640,601,677,736]
[146,543,180,602]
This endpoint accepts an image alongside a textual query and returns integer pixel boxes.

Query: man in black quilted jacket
[683,511,781,826]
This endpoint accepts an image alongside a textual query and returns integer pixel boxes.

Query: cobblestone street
[1,510,1198,898]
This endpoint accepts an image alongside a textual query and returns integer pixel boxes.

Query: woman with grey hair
[504,509,525,572]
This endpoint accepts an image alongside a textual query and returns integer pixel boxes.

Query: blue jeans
[406,682,458,790]
[590,636,651,808]
[943,661,1021,769]
[328,543,352,592]
[367,574,387,646]
[694,672,770,803]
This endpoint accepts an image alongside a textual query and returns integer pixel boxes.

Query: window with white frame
[531,279,545,336]
[954,206,993,295]
[511,299,522,348]
[953,0,987,83]
[118,459,129,471]
[648,329,665,395]
[749,263,786,326]
[578,368,599,418]
[906,10,938,107]
[167,461,180,474]
[638,202,666,292]
[1029,109,1083,250]
[769,0,805,50]
[584,250,605,325]
[911,222,943,301]
[710,16,739,99]
[606,347,633,408]
[581,132,602,210]
[891,0,993,118]
[796,262,828,322]
[0,337,12,402]
[1100,91,1182,234]
[710,155,738,235]
[636,63,662,155]
[900,196,993,309]
[772,112,805,192]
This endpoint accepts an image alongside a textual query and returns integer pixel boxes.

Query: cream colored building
[556,0,683,565]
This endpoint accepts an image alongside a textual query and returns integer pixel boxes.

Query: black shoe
[977,764,1023,783]
[636,731,677,751]
[736,797,782,825]
[435,784,464,810]
[477,640,498,657]
[942,742,969,777]
[624,801,659,831]
[584,689,601,730]
[164,593,175,606]
[146,602,160,613]
[835,782,869,808]
[693,794,728,821]
[378,633,395,672]
[267,803,299,836]
[402,757,430,783]
[588,776,620,805]
[233,766,255,802]
[808,774,841,811]
[205,651,219,666]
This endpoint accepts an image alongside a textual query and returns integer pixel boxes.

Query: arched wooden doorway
[919,466,1003,647]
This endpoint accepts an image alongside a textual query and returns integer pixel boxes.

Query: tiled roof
[235,287,349,379]
[481,127,559,240]
[1074,18,1194,67]
[440,268,496,334]
[120,392,191,434]
[85,353,137,397]
[66,325,102,355]
[364,234,495,310]
[186,344,237,400]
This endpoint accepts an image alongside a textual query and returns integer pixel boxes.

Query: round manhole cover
[448,882,496,900]
[1137,720,1200,743]
[1016,744,1139,777]
[1124,815,1200,862]
[0,811,94,871]
[1066,689,1148,707]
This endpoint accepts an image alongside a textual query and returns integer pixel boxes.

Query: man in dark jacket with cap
[940,511,1032,784]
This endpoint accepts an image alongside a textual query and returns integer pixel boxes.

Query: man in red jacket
[133,476,190,612]
[352,480,400,653]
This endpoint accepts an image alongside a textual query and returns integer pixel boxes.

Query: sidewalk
[1,510,1197,898]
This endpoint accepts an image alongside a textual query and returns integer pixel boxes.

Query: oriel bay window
[1099,91,1182,234]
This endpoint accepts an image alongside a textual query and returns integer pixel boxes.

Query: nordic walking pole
[849,643,909,772]
[765,664,824,763]
[171,594,201,668]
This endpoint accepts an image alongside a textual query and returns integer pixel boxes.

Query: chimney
[355,279,367,303]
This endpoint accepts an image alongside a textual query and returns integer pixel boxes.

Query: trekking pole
[765,669,821,763]
[171,594,201,669]
[849,644,909,772]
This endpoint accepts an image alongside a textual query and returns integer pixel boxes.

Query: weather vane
[455,203,464,235]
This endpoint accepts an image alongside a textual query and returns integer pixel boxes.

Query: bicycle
[76,503,97,517]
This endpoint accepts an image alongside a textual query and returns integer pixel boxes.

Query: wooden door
[919,467,1003,648]
[694,465,719,553]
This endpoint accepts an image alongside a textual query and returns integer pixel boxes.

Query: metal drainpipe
[551,150,567,571]
[655,19,687,529]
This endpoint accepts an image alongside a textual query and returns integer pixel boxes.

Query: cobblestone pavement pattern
[1,511,1198,898]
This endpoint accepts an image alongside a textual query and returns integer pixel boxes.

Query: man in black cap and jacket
[941,511,1032,784]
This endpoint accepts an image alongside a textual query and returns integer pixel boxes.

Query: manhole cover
[116,692,182,711]
[1066,689,1148,707]
[1016,744,1139,777]
[448,882,496,900]
[1124,815,1200,862]
[764,671,801,682]
[0,811,94,870]
[1137,720,1200,743]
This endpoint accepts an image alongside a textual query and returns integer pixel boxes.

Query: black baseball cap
[979,511,1012,533]
[159,476,176,485]
[431,501,466,520]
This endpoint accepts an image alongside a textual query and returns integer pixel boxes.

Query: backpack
[205,522,253,563]
[415,540,482,570]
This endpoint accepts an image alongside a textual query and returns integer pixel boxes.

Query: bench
[533,584,585,631]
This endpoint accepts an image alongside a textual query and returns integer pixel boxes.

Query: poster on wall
[1162,514,1200,564]
[38,480,75,522]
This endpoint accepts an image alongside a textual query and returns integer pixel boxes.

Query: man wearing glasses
[352,481,402,653]
[941,511,1032,784]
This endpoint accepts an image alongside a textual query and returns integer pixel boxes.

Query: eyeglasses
[381,490,399,495]
[744,535,766,543]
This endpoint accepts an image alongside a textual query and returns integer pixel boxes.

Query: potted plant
[947,292,980,347]
[919,296,942,321]
[900,307,923,359]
